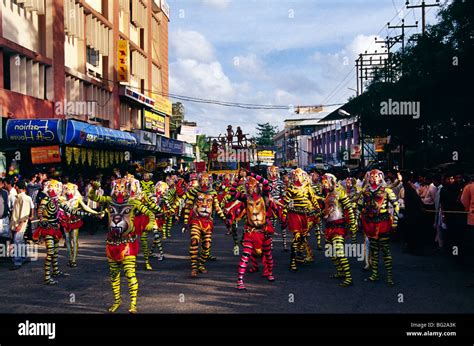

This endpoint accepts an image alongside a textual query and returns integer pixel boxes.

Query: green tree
[195,134,209,162]
[255,123,279,146]
[346,0,474,168]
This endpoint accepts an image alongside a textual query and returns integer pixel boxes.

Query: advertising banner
[31,145,62,164]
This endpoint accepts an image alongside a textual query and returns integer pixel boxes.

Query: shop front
[156,135,184,171]
[62,119,137,172]
[3,118,65,177]
[132,129,158,172]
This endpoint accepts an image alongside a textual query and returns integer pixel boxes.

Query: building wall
[311,118,359,163]
[1,0,170,134]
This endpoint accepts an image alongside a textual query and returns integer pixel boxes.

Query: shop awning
[5,119,64,144]
[64,120,137,149]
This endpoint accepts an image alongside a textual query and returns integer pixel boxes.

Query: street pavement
[0,220,473,314]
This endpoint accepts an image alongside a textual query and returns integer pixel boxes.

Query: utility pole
[388,19,418,57]
[406,0,440,35]
[355,51,389,92]
[375,35,400,81]
[387,19,418,74]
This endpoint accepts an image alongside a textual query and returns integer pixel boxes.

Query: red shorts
[190,217,213,233]
[61,219,84,233]
[287,212,309,234]
[361,217,392,239]
[324,219,348,240]
[156,218,164,229]
[106,240,139,262]
[243,230,266,253]
[33,226,63,241]
[134,214,149,236]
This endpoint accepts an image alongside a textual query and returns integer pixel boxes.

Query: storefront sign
[64,120,137,149]
[117,40,129,82]
[183,143,194,158]
[133,130,157,151]
[123,87,155,108]
[153,94,172,116]
[257,150,275,165]
[157,136,183,155]
[6,119,63,144]
[177,125,197,144]
[31,145,62,164]
[143,109,165,134]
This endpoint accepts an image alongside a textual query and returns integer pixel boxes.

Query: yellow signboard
[257,150,275,158]
[144,109,165,134]
[152,94,172,116]
[117,40,129,82]
[374,137,388,153]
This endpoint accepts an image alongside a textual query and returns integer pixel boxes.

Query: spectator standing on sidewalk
[461,175,474,275]
[441,173,466,264]
[0,179,10,241]
[5,178,17,212]
[9,180,34,270]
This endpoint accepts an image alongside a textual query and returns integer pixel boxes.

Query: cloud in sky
[169,0,441,136]
[170,30,215,63]
[201,0,232,10]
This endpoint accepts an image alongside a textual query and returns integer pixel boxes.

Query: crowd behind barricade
[0,165,473,312]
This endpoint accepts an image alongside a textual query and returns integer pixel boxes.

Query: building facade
[311,117,360,165]
[0,0,175,175]
[1,0,170,131]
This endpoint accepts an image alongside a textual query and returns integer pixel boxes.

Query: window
[87,47,100,67]
[4,53,47,99]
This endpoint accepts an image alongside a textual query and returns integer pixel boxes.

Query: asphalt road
[1,220,473,314]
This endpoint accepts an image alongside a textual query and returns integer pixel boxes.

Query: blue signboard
[64,120,137,149]
[157,136,183,155]
[6,119,63,144]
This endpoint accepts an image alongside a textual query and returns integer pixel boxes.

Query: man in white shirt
[10,180,34,269]
[5,178,17,212]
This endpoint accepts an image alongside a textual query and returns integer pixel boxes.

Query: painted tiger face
[108,203,132,240]
[111,178,131,203]
[155,181,168,198]
[199,173,211,189]
[166,175,178,187]
[367,169,384,187]
[195,192,213,217]
[63,182,78,201]
[267,166,279,180]
[245,176,261,196]
[44,180,62,198]
[322,173,338,192]
[246,196,266,227]
[292,168,308,186]
[345,177,356,189]
[311,172,320,184]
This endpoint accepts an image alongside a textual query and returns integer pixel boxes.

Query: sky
[168,0,441,137]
